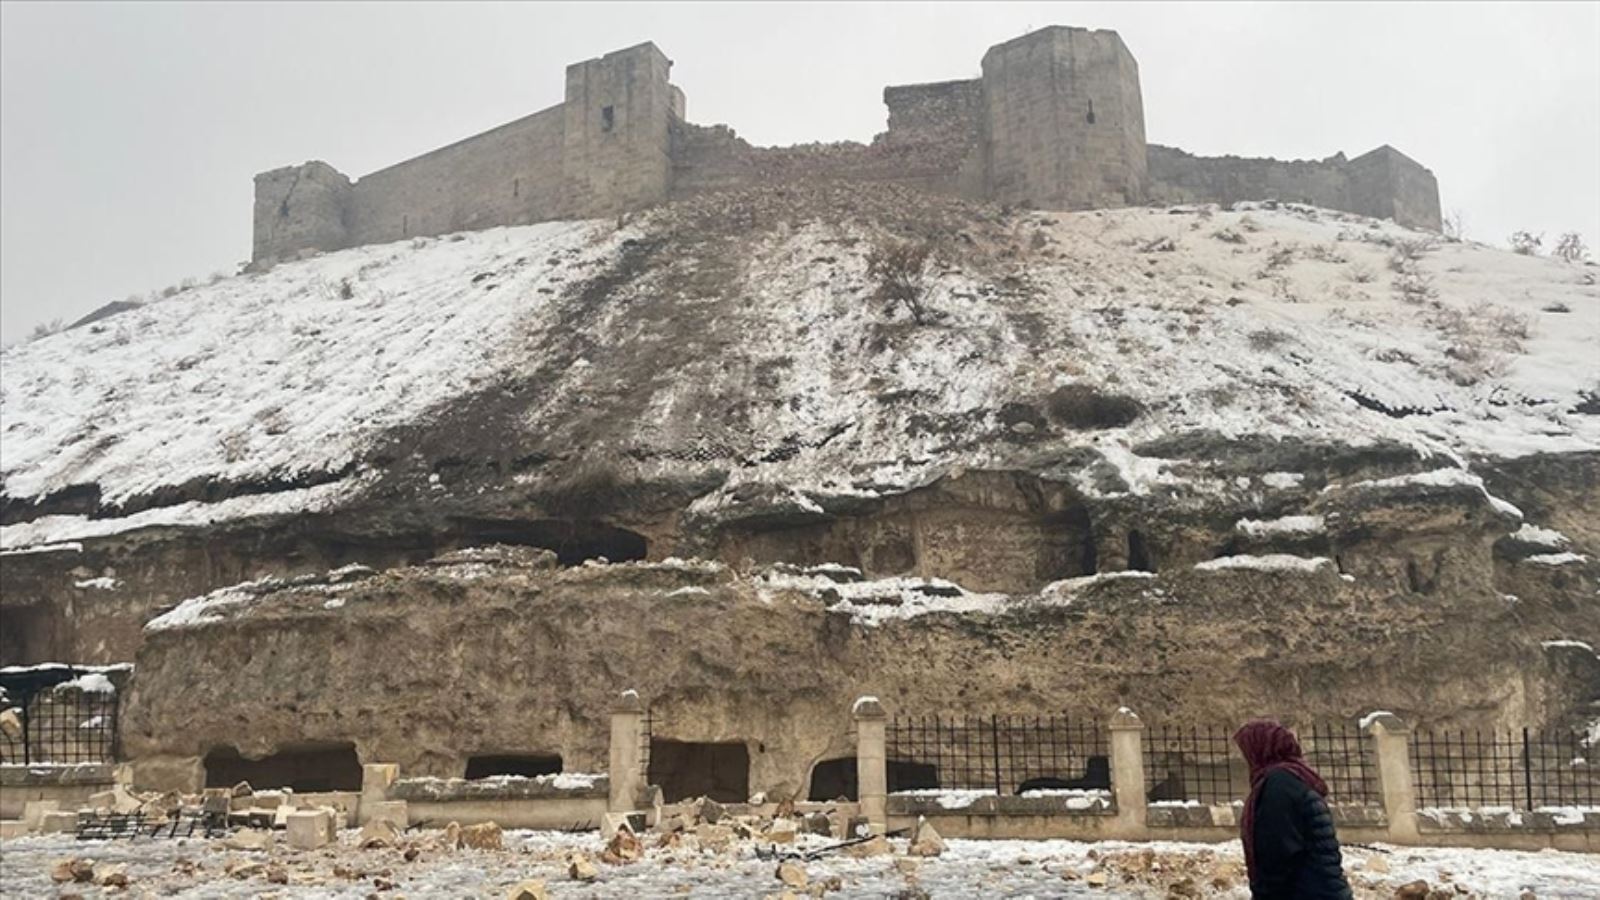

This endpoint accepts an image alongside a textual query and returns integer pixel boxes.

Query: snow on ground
[0,220,618,522]
[1,830,1597,898]
[1194,554,1334,574]
[3,201,1596,549]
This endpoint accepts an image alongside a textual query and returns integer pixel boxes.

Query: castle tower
[561,42,675,217]
[251,161,352,265]
[979,27,1148,210]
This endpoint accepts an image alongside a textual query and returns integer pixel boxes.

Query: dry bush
[1302,244,1348,264]
[1248,328,1291,351]
[1387,237,1437,273]
[28,318,64,341]
[1442,210,1467,242]
[1509,231,1543,256]
[1394,271,1437,305]
[1346,262,1377,284]
[1431,300,1532,385]
[1044,384,1143,430]
[1212,228,1246,244]
[1554,232,1590,264]
[866,239,935,324]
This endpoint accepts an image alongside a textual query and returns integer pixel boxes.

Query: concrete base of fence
[0,765,116,819]
[402,796,608,830]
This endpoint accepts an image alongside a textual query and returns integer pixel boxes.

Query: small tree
[1554,232,1590,264]
[866,239,934,324]
[1509,231,1543,256]
[28,318,64,341]
[1442,210,1467,242]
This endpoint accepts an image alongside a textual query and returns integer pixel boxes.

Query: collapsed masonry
[253,26,1441,266]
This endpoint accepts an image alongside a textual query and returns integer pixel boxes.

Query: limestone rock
[907,817,945,857]
[441,820,462,850]
[0,706,21,738]
[695,823,734,852]
[221,828,274,851]
[1086,870,1110,887]
[693,797,726,825]
[231,780,253,797]
[760,820,797,844]
[507,880,549,900]
[601,826,643,865]
[361,817,401,848]
[776,860,808,888]
[50,858,95,883]
[568,854,600,882]
[460,821,503,850]
[802,813,832,836]
[1394,881,1431,900]
[39,811,78,834]
[1366,855,1390,874]
[95,864,130,888]
[843,835,890,859]
[287,808,335,850]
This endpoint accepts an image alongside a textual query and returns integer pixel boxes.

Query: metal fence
[0,688,120,765]
[1143,722,1377,805]
[886,714,1108,794]
[1410,728,1598,810]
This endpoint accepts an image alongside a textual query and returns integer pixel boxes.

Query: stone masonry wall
[251,28,1440,264]
[346,106,567,248]
[1148,144,1442,231]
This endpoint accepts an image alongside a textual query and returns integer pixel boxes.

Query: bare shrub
[1387,237,1437,273]
[1212,228,1246,244]
[1238,215,1262,233]
[1543,301,1572,314]
[1509,231,1543,256]
[338,278,355,300]
[28,318,64,341]
[1257,245,1296,277]
[1302,243,1348,264]
[1346,262,1376,283]
[1394,271,1437,304]
[866,239,934,324]
[1431,300,1531,385]
[1442,210,1467,242]
[1044,384,1143,430]
[1248,328,1291,351]
[1554,232,1590,264]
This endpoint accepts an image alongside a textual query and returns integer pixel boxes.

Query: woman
[1233,719,1354,900]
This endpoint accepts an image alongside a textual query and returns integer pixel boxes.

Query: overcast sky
[2,1,1597,343]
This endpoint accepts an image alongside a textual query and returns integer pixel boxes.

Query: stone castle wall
[251,27,1440,265]
[1148,144,1442,231]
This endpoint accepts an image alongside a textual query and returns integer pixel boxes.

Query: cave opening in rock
[464,753,562,779]
[1127,529,1154,572]
[453,517,648,566]
[648,740,750,803]
[886,759,940,792]
[203,742,362,792]
[808,757,859,801]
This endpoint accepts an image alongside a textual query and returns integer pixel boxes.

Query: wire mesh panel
[885,714,1108,794]
[1411,728,1598,810]
[1143,725,1248,804]
[1299,722,1379,804]
[0,688,119,765]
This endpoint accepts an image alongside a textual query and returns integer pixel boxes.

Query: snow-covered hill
[2,187,1596,550]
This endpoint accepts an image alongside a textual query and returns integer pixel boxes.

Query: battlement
[251,28,1441,265]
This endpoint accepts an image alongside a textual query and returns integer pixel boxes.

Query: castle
[260,26,1442,271]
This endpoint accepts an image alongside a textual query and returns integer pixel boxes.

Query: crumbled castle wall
[251,27,1439,266]
[1148,144,1443,231]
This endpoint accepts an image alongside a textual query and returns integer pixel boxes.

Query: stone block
[39,810,79,834]
[286,809,335,850]
[363,800,409,829]
[21,800,60,829]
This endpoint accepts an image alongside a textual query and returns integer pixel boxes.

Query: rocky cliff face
[2,185,1596,788]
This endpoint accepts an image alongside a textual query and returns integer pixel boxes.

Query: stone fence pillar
[358,763,399,825]
[1108,706,1147,834]
[608,689,645,812]
[853,696,888,833]
[1364,711,1419,842]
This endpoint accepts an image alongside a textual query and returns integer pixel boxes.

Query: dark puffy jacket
[1249,769,1354,900]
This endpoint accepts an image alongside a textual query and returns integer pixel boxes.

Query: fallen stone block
[221,828,274,851]
[507,880,549,900]
[286,809,335,850]
[95,863,130,888]
[601,826,642,865]
[39,811,78,834]
[460,821,503,850]
[22,800,61,830]
[360,817,401,848]
[776,859,808,888]
[908,817,945,858]
[568,853,599,882]
[50,858,95,883]
[843,834,890,858]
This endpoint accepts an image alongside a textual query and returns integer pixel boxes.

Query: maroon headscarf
[1234,719,1329,882]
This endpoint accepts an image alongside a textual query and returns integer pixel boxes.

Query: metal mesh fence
[885,714,1108,794]
[1410,728,1598,809]
[0,688,119,765]
[1143,722,1377,805]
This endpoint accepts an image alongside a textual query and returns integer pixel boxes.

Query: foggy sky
[2,1,1597,343]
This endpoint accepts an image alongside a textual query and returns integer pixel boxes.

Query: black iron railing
[1410,728,1598,810]
[885,713,1108,795]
